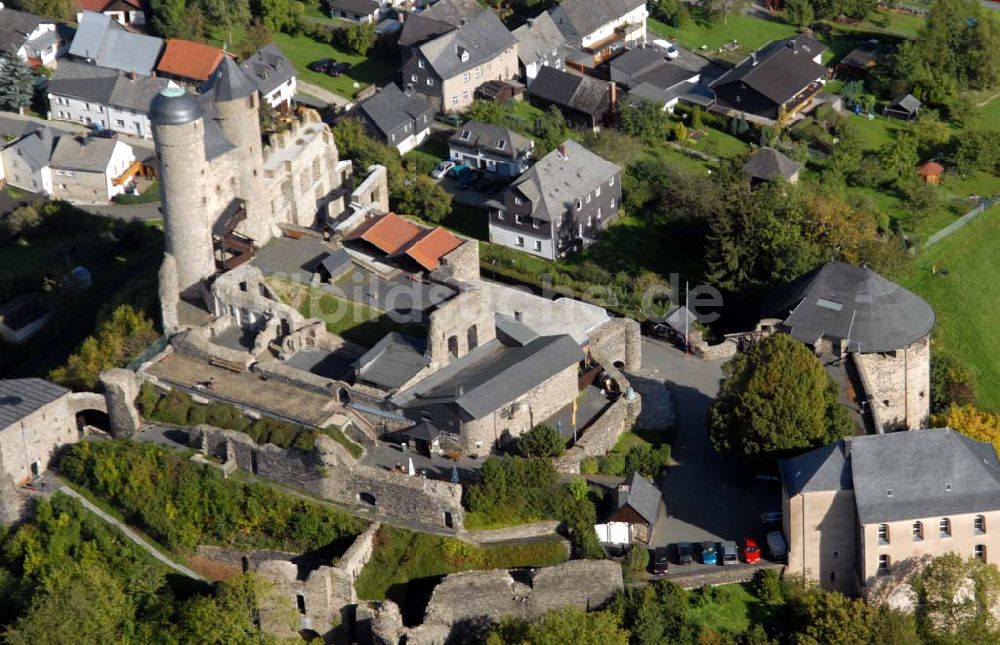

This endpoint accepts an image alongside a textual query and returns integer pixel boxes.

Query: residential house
[328,0,380,23]
[0,124,56,195]
[607,472,662,544]
[0,294,48,344]
[885,93,920,121]
[397,0,484,57]
[75,0,145,27]
[0,5,65,68]
[49,134,136,202]
[448,121,533,176]
[511,12,567,82]
[835,42,890,76]
[710,33,827,122]
[528,66,615,130]
[156,38,225,86]
[780,428,1000,596]
[488,139,620,259]
[549,0,647,62]
[741,147,801,184]
[402,9,518,112]
[239,44,297,111]
[354,83,435,154]
[48,59,172,138]
[68,11,163,77]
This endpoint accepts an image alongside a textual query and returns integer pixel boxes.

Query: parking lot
[434,169,509,209]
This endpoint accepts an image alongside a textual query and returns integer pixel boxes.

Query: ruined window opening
[296,593,306,615]
[467,325,478,351]
[447,335,459,357]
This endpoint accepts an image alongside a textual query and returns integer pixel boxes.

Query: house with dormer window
[401,9,517,112]
[448,121,533,176]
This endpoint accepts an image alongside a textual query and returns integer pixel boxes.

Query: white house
[239,44,297,112]
[512,12,567,82]
[75,0,146,27]
[549,0,648,54]
[0,5,64,68]
[0,125,55,195]
[328,0,380,23]
[49,135,136,202]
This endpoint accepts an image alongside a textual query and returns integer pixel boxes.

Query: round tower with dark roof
[150,85,216,318]
[203,56,272,244]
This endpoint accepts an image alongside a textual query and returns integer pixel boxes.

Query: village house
[75,0,146,27]
[49,134,136,202]
[353,83,435,155]
[239,44,297,111]
[511,12,567,82]
[549,0,648,64]
[155,38,225,87]
[0,379,78,485]
[528,66,616,130]
[401,9,518,112]
[780,428,1000,596]
[327,0,381,23]
[710,33,826,122]
[0,124,56,195]
[68,11,163,77]
[487,139,620,259]
[448,121,533,177]
[397,0,483,58]
[0,5,66,69]
[603,472,662,544]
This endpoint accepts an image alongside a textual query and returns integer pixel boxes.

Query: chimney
[127,70,136,80]
[609,80,617,108]
[557,143,567,159]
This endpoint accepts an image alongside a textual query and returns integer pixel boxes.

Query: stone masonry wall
[554,396,641,474]
[426,287,497,368]
[100,368,142,437]
[0,392,77,486]
[855,335,930,431]
[587,317,642,372]
[437,240,479,285]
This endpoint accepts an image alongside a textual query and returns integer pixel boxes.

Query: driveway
[637,339,782,548]
[296,79,351,109]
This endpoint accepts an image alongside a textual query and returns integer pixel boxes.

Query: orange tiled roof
[916,161,944,177]
[404,227,463,271]
[346,213,422,256]
[156,39,225,82]
[77,0,110,10]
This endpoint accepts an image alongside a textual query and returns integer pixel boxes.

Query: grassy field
[649,14,797,55]
[271,32,396,99]
[903,206,1000,410]
[688,584,763,634]
[819,9,926,40]
[354,526,567,621]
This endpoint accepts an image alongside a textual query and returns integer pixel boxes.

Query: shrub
[751,568,785,604]
[931,351,977,413]
[137,382,161,417]
[516,424,566,458]
[623,545,650,582]
[154,389,193,426]
[580,457,599,474]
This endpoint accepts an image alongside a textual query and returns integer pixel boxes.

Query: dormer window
[496,139,506,150]
[457,46,470,62]
[418,59,425,69]
[461,129,471,140]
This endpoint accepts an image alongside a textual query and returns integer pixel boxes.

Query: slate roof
[633,63,696,91]
[762,260,935,353]
[851,429,1000,524]
[529,66,611,116]
[888,93,921,113]
[345,212,422,255]
[319,248,353,280]
[615,472,661,524]
[354,332,430,389]
[203,55,258,102]
[839,42,889,70]
[417,10,516,81]
[0,378,69,430]
[396,334,584,420]
[449,121,532,160]
[357,83,434,138]
[405,420,441,441]
[0,7,50,56]
[69,11,163,76]
[742,147,801,182]
[550,0,645,43]
[494,313,539,346]
[509,139,620,222]
[610,47,666,80]
[240,44,295,96]
[398,0,484,48]
[711,33,826,106]
[156,38,224,82]
[328,0,379,14]
[512,12,566,67]
[779,441,853,497]
[3,124,56,172]
[49,135,120,172]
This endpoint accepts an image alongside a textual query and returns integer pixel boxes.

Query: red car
[742,537,761,564]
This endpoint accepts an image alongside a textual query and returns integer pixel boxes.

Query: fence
[923,197,998,250]
[125,335,169,371]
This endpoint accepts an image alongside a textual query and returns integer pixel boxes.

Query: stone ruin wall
[553,395,642,474]
[364,560,624,644]
[587,317,642,372]
[855,335,931,431]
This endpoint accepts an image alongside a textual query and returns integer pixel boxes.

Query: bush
[751,568,785,604]
[154,389,193,426]
[579,457,599,475]
[931,351,977,414]
[623,545,650,582]
[516,424,566,458]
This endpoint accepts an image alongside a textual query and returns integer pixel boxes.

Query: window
[462,90,470,102]
[940,518,951,538]
[597,207,602,220]
[587,215,593,227]
[534,240,542,251]
[532,219,539,229]
[497,208,505,220]
[514,214,522,224]
[586,193,592,204]
[514,196,523,205]
[877,524,889,545]
[411,74,418,82]
[575,200,581,211]
[462,72,470,82]
[461,51,470,62]
[609,175,615,186]
[66,170,74,177]
[975,545,987,561]
[475,66,482,78]
[975,515,986,534]
[514,311,522,322]
[496,139,506,150]
[451,95,459,106]
[611,198,616,208]
[447,335,459,357]
[467,325,478,351]
[878,555,890,573]
[461,129,471,140]
[515,236,524,247]
[418,59,425,69]
[84,102,90,110]
[595,186,601,197]
[115,119,124,127]
[913,521,923,541]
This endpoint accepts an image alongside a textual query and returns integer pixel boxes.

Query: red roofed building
[76,0,146,27]
[156,39,225,84]
[345,212,422,256]
[397,227,463,271]
[916,161,944,185]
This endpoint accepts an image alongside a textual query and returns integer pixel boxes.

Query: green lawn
[688,584,763,634]
[272,32,396,99]
[980,96,1000,132]
[353,526,568,608]
[903,206,1000,410]
[843,112,911,151]
[819,9,926,40]
[683,127,749,159]
[649,13,797,58]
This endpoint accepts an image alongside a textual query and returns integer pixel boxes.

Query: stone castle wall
[426,287,497,367]
[553,395,642,474]
[855,335,930,431]
[587,317,642,372]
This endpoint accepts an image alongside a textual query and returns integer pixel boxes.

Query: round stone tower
[204,57,273,244]
[150,86,215,299]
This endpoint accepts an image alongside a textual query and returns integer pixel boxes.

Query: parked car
[436,113,463,127]
[91,124,117,139]
[699,541,717,565]
[472,171,494,191]
[742,537,761,564]
[766,531,787,560]
[759,511,782,526]
[675,542,693,565]
[307,58,334,73]
[651,38,679,60]
[329,61,352,76]
[431,160,455,179]
[652,547,669,575]
[719,540,739,565]
[458,169,483,189]
[447,163,470,179]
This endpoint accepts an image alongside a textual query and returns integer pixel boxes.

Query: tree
[784,0,814,27]
[0,54,35,114]
[257,0,305,33]
[2,204,41,238]
[526,606,629,645]
[699,0,748,25]
[622,544,650,582]
[930,351,977,413]
[150,0,206,40]
[395,175,452,223]
[673,122,688,141]
[238,19,274,59]
[840,80,864,110]
[709,333,852,463]
[11,0,75,20]
[516,424,566,458]
[618,98,671,145]
[343,21,376,56]
[202,0,251,42]
[783,583,876,644]
[912,552,1000,642]
[936,405,1000,455]
[534,106,569,156]
[879,133,919,187]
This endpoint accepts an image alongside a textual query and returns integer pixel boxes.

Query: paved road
[637,340,782,548]
[296,79,351,109]
[79,201,162,221]
[0,112,155,156]
[56,485,205,580]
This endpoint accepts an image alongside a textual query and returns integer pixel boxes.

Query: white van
[651,38,679,60]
